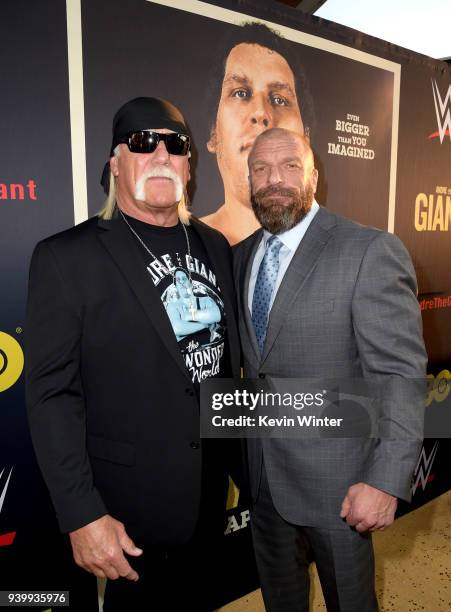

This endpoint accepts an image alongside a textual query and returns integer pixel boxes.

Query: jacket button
[185,388,195,396]
[258,373,266,379]
[190,441,200,450]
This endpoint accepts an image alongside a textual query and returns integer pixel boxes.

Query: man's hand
[69,515,143,580]
[340,483,398,533]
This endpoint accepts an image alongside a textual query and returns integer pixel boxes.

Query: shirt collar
[263,200,320,252]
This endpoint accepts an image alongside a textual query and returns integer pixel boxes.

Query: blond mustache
[135,166,183,202]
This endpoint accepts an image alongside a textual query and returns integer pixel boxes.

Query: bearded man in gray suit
[233,128,427,612]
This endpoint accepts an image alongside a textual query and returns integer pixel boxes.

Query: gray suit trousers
[252,460,379,612]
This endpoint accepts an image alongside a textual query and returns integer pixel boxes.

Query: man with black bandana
[25,97,240,610]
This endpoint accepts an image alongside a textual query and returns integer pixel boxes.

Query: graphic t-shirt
[124,214,230,387]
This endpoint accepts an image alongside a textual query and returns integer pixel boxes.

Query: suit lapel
[261,208,336,364]
[97,216,190,381]
[241,229,264,366]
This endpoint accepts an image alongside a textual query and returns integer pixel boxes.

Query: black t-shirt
[123,214,231,389]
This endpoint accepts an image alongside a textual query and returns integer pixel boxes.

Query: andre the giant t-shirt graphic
[125,216,227,384]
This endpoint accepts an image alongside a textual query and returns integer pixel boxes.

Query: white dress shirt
[248,201,320,314]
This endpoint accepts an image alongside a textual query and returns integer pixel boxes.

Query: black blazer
[25,215,240,546]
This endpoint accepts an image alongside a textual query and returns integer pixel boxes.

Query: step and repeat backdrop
[1,0,450,607]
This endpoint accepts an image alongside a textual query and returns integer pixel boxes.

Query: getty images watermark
[199,377,448,439]
[210,388,340,428]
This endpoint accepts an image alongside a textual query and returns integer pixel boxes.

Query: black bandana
[100,97,189,194]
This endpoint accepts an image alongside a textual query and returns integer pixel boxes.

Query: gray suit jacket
[233,206,427,530]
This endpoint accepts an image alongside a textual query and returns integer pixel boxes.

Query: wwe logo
[411,441,439,496]
[0,467,13,514]
[431,80,451,143]
[0,466,16,547]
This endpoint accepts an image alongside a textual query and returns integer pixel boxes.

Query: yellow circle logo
[426,369,451,406]
[0,332,24,392]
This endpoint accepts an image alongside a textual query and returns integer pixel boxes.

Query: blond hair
[98,150,191,224]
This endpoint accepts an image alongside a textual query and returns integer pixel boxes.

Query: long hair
[97,170,117,220]
[98,163,191,224]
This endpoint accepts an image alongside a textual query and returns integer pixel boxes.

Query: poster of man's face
[83,0,396,244]
[202,24,308,242]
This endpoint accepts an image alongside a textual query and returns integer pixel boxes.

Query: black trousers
[102,538,215,612]
[103,441,229,612]
[251,462,379,612]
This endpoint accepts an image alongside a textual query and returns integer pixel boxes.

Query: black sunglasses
[119,130,191,155]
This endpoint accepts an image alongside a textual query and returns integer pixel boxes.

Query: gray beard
[251,184,315,234]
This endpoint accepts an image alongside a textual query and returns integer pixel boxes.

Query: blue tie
[252,235,283,353]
